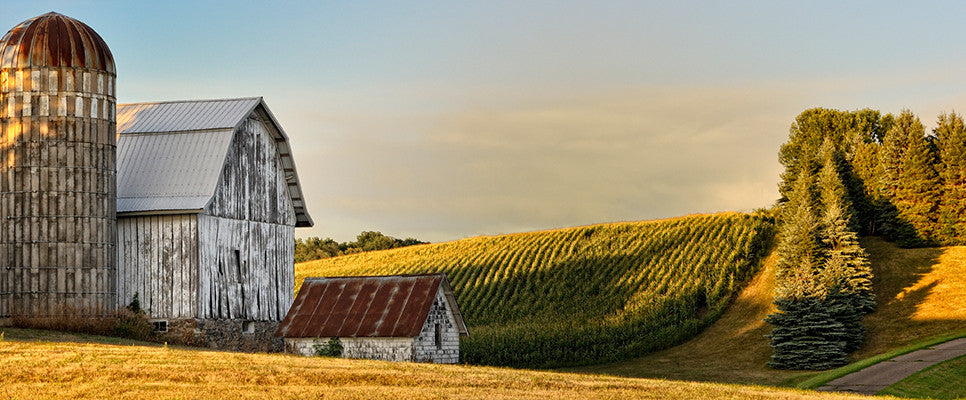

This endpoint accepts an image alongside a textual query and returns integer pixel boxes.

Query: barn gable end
[197,106,297,322]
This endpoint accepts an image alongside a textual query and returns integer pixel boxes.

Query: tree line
[294,231,427,263]
[768,107,966,369]
[778,108,966,247]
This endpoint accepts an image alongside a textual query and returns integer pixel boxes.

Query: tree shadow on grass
[854,237,964,360]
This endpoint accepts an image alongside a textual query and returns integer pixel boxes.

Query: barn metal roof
[117,98,259,133]
[275,274,469,339]
[116,97,313,227]
[0,12,115,73]
[116,130,233,213]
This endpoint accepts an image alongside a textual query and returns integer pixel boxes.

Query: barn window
[234,249,243,283]
[152,320,168,333]
[434,323,442,349]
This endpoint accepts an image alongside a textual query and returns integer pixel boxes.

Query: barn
[114,98,312,351]
[0,13,313,352]
[276,274,468,363]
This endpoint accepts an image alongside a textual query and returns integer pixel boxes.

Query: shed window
[152,320,168,333]
[434,323,442,349]
[242,321,255,334]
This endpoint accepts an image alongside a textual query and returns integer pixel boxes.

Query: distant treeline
[294,231,428,263]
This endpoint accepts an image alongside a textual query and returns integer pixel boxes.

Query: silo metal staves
[0,12,116,320]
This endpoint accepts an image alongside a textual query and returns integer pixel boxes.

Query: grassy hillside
[0,328,883,400]
[572,236,966,387]
[853,238,966,360]
[296,212,775,368]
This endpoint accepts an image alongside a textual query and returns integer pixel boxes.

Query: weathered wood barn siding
[0,13,117,319]
[115,215,198,318]
[197,217,293,321]
[198,116,296,321]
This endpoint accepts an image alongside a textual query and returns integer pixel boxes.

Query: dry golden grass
[0,331,884,400]
[2,236,960,398]
[572,237,966,386]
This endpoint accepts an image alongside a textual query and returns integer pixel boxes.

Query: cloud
[293,84,800,242]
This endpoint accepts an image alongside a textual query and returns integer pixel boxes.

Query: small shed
[276,273,469,363]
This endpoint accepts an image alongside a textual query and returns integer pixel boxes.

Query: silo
[0,13,116,320]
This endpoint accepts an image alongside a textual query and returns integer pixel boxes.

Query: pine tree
[934,112,966,244]
[896,133,940,245]
[816,144,876,352]
[766,298,849,370]
[768,166,851,370]
[779,109,852,205]
[774,167,824,300]
[880,110,939,246]
[778,108,884,235]
[850,141,883,235]
[843,109,888,235]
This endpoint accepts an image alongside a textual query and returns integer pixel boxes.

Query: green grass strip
[796,330,966,389]
[879,353,966,398]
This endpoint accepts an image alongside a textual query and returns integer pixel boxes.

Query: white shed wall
[286,337,415,361]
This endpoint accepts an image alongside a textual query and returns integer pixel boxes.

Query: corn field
[296,212,776,368]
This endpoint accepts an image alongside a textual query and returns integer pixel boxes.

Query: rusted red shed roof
[276,273,468,338]
[0,12,115,73]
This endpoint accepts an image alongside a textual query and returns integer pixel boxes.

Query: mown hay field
[0,330,884,400]
[296,212,775,368]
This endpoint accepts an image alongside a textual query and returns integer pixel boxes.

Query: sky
[5,1,966,243]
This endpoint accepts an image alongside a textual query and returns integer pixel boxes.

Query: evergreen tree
[774,167,824,300]
[880,110,940,246]
[816,144,876,352]
[896,136,940,245]
[768,166,850,370]
[934,112,966,244]
[820,292,865,353]
[768,138,881,370]
[850,141,883,235]
[766,298,849,370]
[778,108,883,235]
[778,109,852,205]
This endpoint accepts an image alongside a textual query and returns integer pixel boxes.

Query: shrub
[314,337,343,357]
[11,295,156,343]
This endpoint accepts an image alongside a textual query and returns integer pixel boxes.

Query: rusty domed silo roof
[0,12,114,73]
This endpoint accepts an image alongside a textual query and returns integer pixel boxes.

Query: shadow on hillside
[567,239,966,386]
[562,251,789,385]
[856,237,966,359]
[863,237,942,304]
